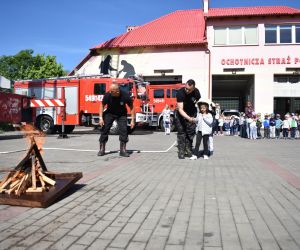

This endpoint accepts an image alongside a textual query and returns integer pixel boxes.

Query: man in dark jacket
[98,84,135,157]
[175,79,201,159]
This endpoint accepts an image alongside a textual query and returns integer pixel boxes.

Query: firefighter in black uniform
[175,79,201,159]
[98,83,135,157]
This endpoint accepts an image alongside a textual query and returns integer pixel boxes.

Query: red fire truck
[14,75,147,134]
[143,83,184,131]
[13,75,184,133]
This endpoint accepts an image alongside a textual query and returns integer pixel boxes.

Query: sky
[1,0,300,72]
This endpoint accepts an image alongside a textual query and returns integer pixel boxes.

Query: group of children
[163,102,300,161]
[214,113,300,140]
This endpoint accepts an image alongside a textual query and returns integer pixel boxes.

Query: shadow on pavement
[54,183,86,204]
[0,134,24,140]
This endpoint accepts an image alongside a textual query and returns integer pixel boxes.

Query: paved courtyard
[0,128,300,250]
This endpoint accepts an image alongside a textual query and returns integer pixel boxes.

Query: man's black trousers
[99,113,128,143]
[175,115,196,157]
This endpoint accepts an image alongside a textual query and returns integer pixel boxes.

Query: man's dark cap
[186,79,195,86]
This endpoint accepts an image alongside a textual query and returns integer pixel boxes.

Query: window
[295,99,300,112]
[274,76,288,83]
[265,24,299,44]
[154,89,164,98]
[214,28,227,45]
[265,26,277,43]
[290,76,300,84]
[172,89,178,98]
[166,89,171,98]
[229,27,242,45]
[94,83,106,94]
[244,26,258,44]
[136,84,147,100]
[212,98,240,110]
[280,25,292,43]
[274,75,300,84]
[119,83,133,95]
[296,25,300,43]
[214,26,258,46]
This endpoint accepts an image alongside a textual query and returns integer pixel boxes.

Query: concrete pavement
[0,128,300,250]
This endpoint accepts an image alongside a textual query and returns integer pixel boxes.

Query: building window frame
[153,89,165,98]
[274,74,300,84]
[265,24,300,45]
[295,25,300,43]
[213,25,258,46]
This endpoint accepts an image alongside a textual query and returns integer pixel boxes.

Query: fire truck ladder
[15,74,112,83]
[142,104,158,126]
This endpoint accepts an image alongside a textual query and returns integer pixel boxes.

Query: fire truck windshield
[119,83,133,95]
[136,83,147,100]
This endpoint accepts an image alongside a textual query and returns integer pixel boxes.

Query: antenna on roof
[126,26,139,32]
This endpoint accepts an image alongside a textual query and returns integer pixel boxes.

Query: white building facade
[71,2,300,115]
[207,9,300,115]
[75,47,210,98]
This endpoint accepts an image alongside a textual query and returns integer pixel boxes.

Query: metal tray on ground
[0,172,82,208]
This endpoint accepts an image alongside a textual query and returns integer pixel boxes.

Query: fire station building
[71,1,300,115]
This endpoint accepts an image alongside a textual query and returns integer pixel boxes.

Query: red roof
[93,10,206,50]
[206,6,300,18]
[69,5,300,75]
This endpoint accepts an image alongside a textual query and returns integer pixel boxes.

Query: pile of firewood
[0,167,55,196]
[0,137,56,196]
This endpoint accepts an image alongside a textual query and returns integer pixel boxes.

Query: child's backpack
[256,120,262,127]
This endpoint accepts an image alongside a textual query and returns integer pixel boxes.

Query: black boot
[184,139,193,158]
[97,143,105,156]
[178,152,185,159]
[120,142,129,157]
[185,146,193,157]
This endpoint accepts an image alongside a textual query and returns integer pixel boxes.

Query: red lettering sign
[221,56,295,66]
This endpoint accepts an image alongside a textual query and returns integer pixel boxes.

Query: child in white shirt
[190,101,213,160]
[249,118,257,140]
[162,105,171,135]
[282,115,290,139]
[218,115,224,135]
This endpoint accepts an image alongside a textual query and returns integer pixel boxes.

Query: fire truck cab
[14,75,146,134]
[142,83,184,131]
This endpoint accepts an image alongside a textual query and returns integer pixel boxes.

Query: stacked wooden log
[0,137,55,196]
[0,168,55,196]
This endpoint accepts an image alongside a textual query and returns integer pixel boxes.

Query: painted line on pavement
[0,149,27,154]
[43,140,176,153]
[0,141,177,155]
[140,140,177,153]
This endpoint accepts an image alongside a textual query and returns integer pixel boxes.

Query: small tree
[0,50,65,80]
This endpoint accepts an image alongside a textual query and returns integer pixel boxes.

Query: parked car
[222,109,241,117]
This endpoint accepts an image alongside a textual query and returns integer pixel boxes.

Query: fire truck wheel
[57,125,75,134]
[159,119,165,131]
[36,115,56,134]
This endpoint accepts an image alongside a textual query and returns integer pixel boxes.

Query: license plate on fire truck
[136,113,145,122]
